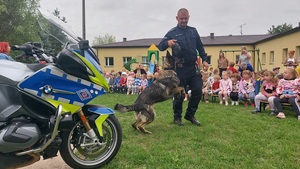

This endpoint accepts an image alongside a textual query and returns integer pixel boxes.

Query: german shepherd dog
[114,51,185,134]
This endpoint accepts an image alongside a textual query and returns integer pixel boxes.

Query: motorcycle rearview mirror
[79,40,89,57]
[11,44,33,53]
[32,42,42,49]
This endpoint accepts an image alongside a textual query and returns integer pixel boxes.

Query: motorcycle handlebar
[12,42,55,63]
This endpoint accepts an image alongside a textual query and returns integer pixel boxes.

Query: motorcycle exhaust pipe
[16,105,63,156]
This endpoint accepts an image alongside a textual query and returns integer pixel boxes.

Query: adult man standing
[158,8,209,126]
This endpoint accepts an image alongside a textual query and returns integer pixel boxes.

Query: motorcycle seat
[25,63,48,72]
[0,75,18,86]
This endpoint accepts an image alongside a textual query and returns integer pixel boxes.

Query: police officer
[158,8,209,126]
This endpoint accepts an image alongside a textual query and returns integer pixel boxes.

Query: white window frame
[269,51,274,64]
[105,57,114,66]
[123,57,132,65]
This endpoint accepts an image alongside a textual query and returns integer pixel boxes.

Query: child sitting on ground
[139,74,148,94]
[108,73,116,93]
[126,72,135,95]
[252,71,278,115]
[146,73,154,87]
[211,75,221,95]
[119,72,128,94]
[238,70,256,106]
[202,72,211,103]
[254,70,267,95]
[230,73,240,105]
[208,68,219,85]
[218,71,232,106]
[273,68,300,119]
[133,73,141,94]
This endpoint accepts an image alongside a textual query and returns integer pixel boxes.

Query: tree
[0,0,41,47]
[53,8,67,23]
[268,23,293,35]
[92,33,116,46]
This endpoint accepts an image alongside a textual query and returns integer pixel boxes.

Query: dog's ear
[166,50,172,57]
[166,50,175,63]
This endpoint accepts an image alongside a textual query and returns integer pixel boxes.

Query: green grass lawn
[91,94,300,169]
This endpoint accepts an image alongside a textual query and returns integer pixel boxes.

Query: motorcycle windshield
[38,8,79,44]
[38,8,106,81]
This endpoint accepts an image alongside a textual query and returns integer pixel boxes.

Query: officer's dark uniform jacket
[158,25,207,78]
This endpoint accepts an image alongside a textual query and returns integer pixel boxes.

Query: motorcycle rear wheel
[60,114,122,169]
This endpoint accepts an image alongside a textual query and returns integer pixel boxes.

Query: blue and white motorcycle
[0,9,122,169]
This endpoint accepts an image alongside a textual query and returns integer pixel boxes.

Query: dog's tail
[114,103,135,113]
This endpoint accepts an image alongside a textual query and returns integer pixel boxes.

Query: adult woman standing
[217,52,229,77]
[0,42,14,61]
[237,46,253,73]
[283,50,298,69]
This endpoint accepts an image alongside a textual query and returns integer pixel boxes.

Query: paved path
[20,154,71,169]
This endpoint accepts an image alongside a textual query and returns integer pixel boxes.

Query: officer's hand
[202,61,209,68]
[167,39,177,47]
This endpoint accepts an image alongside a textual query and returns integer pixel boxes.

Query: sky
[40,0,300,42]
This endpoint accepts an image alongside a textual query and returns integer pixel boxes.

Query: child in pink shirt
[218,71,232,106]
[274,68,300,119]
[252,71,278,115]
[139,74,148,94]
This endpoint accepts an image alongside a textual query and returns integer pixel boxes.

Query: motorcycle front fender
[82,104,115,137]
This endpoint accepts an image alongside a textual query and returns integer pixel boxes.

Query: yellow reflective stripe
[95,114,109,136]
[46,99,81,113]
[73,52,109,91]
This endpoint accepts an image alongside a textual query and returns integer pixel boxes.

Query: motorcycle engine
[0,117,41,153]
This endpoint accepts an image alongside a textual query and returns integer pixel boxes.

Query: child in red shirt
[211,75,221,94]
[227,61,238,74]
[119,72,128,93]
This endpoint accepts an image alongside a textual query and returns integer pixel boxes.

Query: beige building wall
[204,45,255,70]
[255,31,300,72]
[97,45,257,73]
[97,48,172,73]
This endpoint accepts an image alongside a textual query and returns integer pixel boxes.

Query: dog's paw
[138,126,152,134]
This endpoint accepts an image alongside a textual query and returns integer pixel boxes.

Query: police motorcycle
[0,9,122,169]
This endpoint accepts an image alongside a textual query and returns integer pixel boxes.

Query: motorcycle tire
[60,114,122,169]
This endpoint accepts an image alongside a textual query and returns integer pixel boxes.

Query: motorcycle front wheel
[60,114,122,169]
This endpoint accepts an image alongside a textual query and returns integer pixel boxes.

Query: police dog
[114,51,184,134]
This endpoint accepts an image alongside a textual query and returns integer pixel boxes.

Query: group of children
[201,66,300,120]
[104,71,157,95]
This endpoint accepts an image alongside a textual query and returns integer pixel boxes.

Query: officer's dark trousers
[173,74,203,120]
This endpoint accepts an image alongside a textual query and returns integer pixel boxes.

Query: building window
[296,46,300,61]
[282,48,288,63]
[269,51,274,64]
[123,57,132,65]
[141,56,148,66]
[262,53,266,65]
[235,55,239,65]
[207,56,212,64]
[105,57,114,66]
